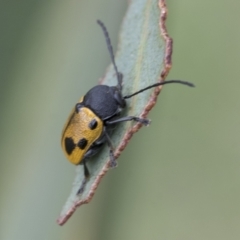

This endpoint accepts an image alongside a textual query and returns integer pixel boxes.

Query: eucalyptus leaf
[57,0,172,225]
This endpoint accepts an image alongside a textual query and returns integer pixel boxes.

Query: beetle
[61,20,194,194]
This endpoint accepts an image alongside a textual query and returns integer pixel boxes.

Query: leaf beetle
[61,20,194,194]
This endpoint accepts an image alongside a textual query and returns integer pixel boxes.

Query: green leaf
[57,0,172,225]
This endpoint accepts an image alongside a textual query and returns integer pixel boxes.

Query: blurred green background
[1,1,240,240]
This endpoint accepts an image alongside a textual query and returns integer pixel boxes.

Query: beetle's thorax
[83,85,126,121]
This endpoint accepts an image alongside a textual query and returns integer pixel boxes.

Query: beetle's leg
[83,159,90,178]
[105,116,150,126]
[83,143,104,159]
[75,102,84,113]
[77,178,87,195]
[104,129,117,168]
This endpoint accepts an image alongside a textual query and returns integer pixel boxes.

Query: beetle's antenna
[124,80,195,99]
[97,20,122,90]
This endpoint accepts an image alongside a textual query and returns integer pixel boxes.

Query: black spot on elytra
[65,137,76,155]
[88,119,98,130]
[77,138,88,150]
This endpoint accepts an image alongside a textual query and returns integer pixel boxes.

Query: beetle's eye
[75,103,82,113]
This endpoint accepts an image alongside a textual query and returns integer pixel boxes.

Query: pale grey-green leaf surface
[58,0,169,225]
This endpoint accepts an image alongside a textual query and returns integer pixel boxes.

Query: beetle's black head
[83,85,126,121]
